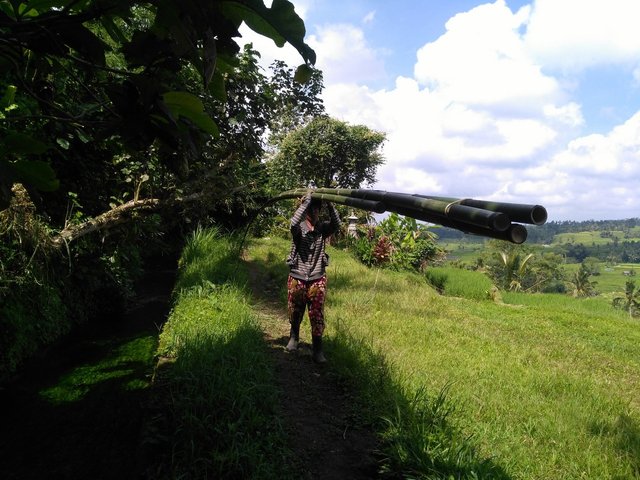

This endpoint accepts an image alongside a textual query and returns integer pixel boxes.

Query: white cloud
[378,167,443,194]
[239,0,640,220]
[543,103,584,128]
[363,10,376,24]
[528,112,640,219]
[547,112,640,178]
[322,3,569,168]
[414,1,559,111]
[307,24,386,85]
[524,0,640,71]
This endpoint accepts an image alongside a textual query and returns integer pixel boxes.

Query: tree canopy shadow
[589,412,640,476]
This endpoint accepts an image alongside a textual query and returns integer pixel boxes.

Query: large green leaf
[10,160,60,191]
[1,132,49,155]
[203,28,217,87]
[221,0,315,65]
[163,92,206,114]
[55,21,108,66]
[100,15,128,44]
[0,2,14,17]
[0,85,17,109]
[222,1,286,47]
[162,92,219,136]
[0,132,57,194]
[293,63,313,84]
[208,71,227,103]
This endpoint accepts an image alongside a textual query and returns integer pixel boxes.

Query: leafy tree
[1,0,315,209]
[483,241,534,291]
[568,263,598,298]
[0,0,318,379]
[564,243,589,262]
[612,280,640,318]
[266,59,325,146]
[529,252,566,293]
[582,256,601,276]
[267,116,386,192]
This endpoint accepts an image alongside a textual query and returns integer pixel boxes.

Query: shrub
[347,213,445,272]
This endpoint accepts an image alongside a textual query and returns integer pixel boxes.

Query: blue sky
[242,0,640,221]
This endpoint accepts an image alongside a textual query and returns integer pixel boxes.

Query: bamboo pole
[269,188,547,244]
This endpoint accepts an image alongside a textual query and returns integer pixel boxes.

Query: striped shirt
[286,196,341,281]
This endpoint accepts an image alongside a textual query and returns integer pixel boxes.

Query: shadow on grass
[327,322,512,480]
[141,323,292,480]
[0,257,176,480]
[241,252,290,305]
[0,332,157,480]
[589,412,640,475]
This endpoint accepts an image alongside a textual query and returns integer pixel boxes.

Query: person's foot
[312,336,327,363]
[286,336,299,351]
[286,321,300,351]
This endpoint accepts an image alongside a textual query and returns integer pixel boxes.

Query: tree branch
[50,197,161,248]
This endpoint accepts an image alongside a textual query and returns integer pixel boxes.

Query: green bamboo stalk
[269,190,386,213]
[387,203,528,244]
[312,188,511,232]
[417,195,547,226]
[269,188,543,244]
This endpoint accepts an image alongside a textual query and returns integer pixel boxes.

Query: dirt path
[245,258,381,479]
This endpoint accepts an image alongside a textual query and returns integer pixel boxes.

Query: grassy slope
[250,237,640,479]
[553,230,640,245]
[150,230,292,479]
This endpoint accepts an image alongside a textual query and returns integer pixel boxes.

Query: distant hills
[434,218,640,245]
[434,218,640,263]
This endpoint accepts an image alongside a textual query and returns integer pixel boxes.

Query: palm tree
[569,264,597,298]
[613,280,640,318]
[498,250,534,291]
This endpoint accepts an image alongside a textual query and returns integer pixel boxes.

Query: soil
[0,254,381,479]
[246,259,382,479]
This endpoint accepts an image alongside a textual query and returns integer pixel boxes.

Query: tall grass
[149,229,292,479]
[425,266,494,300]
[249,237,640,479]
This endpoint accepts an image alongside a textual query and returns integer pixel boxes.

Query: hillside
[3,230,637,478]
[434,217,640,245]
[244,236,640,479]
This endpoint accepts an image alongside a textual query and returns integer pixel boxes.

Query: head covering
[309,197,323,210]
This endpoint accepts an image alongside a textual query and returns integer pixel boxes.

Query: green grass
[40,335,156,403]
[248,237,640,479]
[553,231,622,245]
[440,241,486,263]
[563,262,640,296]
[151,228,292,479]
[425,266,494,300]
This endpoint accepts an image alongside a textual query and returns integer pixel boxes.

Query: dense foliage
[267,116,386,192]
[0,0,320,380]
[0,0,391,380]
[348,213,445,272]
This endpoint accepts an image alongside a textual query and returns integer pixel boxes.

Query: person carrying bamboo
[285,193,341,363]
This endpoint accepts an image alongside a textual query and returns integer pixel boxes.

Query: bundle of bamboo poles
[269,188,548,244]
